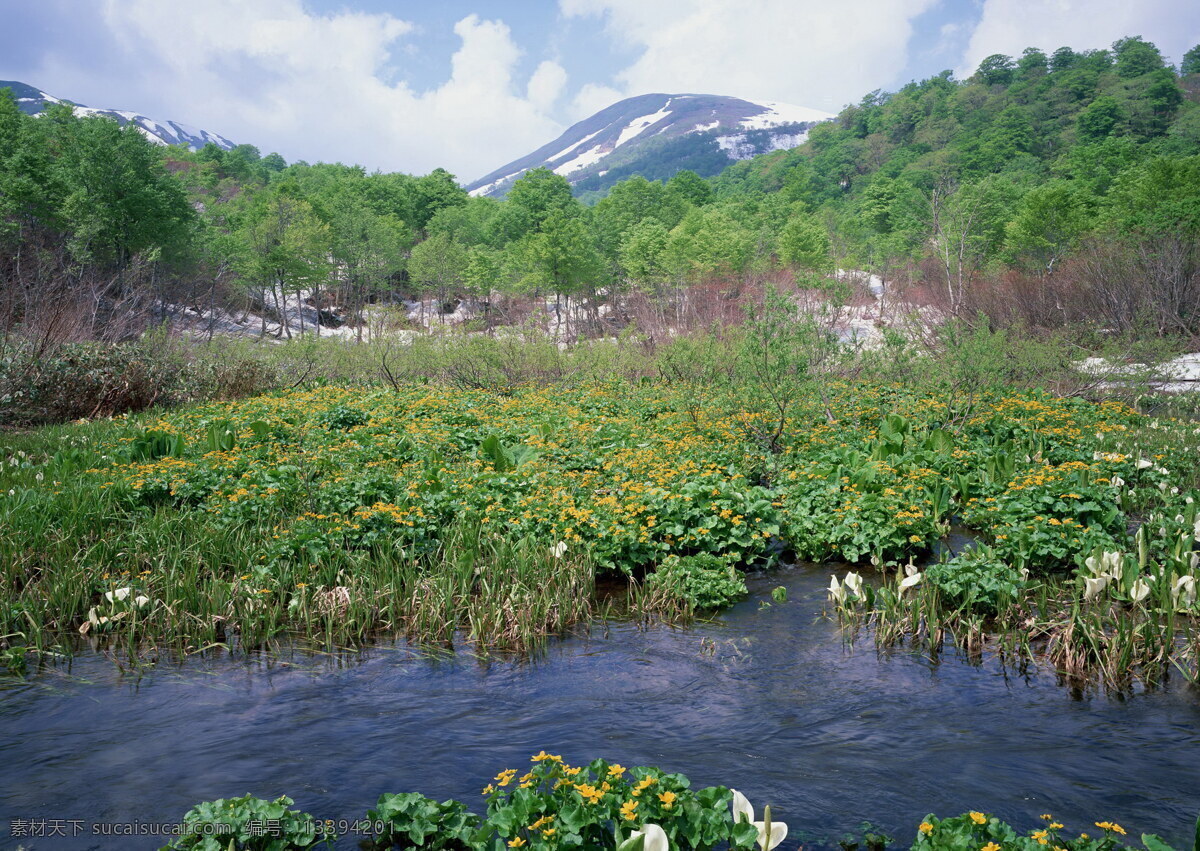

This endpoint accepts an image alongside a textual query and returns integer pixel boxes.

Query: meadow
[3,336,1199,687]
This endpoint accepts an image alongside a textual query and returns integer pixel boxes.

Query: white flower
[1129,578,1151,603]
[1085,551,1122,580]
[551,541,568,558]
[1173,575,1197,609]
[731,789,788,851]
[843,572,863,598]
[1136,459,1153,469]
[621,824,669,851]
[1193,516,1200,542]
[899,564,922,592]
[104,587,133,603]
[828,575,847,605]
[1110,475,1125,488]
[1083,576,1108,601]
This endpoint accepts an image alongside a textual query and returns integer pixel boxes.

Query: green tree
[664,206,755,283]
[1003,179,1090,274]
[777,215,831,275]
[497,167,576,242]
[410,168,467,230]
[593,176,686,257]
[666,169,712,206]
[1049,46,1079,71]
[325,192,410,340]
[1182,44,1200,76]
[618,218,671,293]
[407,230,469,324]
[1112,36,1165,78]
[510,209,606,338]
[1017,47,1049,80]
[463,245,502,319]
[976,54,1016,86]
[234,189,331,338]
[261,152,288,173]
[1077,96,1125,141]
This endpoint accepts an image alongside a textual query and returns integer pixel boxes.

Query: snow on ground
[1079,353,1200,392]
[716,129,809,159]
[546,127,605,165]
[739,100,833,130]
[616,98,675,147]
[552,144,607,176]
[469,172,523,197]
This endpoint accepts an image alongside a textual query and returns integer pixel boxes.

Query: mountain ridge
[0,79,236,151]
[466,92,832,198]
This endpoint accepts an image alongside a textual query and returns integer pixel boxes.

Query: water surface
[2,565,1199,850]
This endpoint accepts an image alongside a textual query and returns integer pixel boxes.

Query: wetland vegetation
[4,32,1200,851]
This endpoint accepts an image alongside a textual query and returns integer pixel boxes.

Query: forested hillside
[712,37,1200,330]
[2,36,1199,353]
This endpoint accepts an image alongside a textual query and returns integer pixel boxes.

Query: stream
[2,565,1199,850]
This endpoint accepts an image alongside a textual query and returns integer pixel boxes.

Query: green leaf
[1141,833,1175,851]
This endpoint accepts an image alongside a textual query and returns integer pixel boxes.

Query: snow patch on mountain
[553,144,607,176]
[616,98,676,147]
[717,129,811,160]
[739,101,832,130]
[466,92,834,198]
[2,80,236,151]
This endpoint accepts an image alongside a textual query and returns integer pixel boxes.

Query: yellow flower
[919,823,934,835]
[982,843,1001,851]
[508,838,526,847]
[608,764,626,777]
[620,800,639,821]
[970,812,988,825]
[1095,822,1126,835]
[575,784,603,805]
[658,791,677,809]
[482,784,495,795]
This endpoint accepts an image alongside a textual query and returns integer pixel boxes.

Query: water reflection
[2,565,1199,850]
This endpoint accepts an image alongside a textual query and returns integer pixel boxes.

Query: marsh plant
[3,334,1200,681]
[160,756,1200,851]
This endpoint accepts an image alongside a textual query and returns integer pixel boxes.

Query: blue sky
[1,1,1197,181]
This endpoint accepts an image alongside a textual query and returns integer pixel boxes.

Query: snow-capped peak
[466,92,833,198]
[2,80,236,152]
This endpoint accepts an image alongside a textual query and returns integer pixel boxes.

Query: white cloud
[559,0,939,113]
[957,0,1200,76]
[569,82,626,121]
[78,2,566,181]
[527,60,568,111]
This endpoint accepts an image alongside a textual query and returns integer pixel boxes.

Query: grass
[2,322,1200,685]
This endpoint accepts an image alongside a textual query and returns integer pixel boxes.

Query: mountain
[1,79,236,151]
[466,93,833,198]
